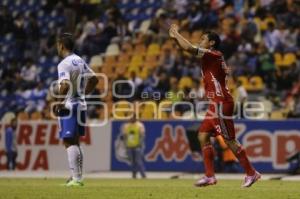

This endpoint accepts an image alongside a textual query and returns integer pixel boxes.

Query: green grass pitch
[0,178,299,199]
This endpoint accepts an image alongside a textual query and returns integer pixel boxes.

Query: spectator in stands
[79,16,103,56]
[122,114,146,179]
[155,72,170,96]
[170,52,184,79]
[263,22,281,52]
[257,43,276,89]
[173,0,188,19]
[284,25,299,51]
[159,48,176,72]
[20,58,38,87]
[143,68,159,94]
[41,29,57,56]
[245,46,258,75]
[18,85,33,113]
[113,71,133,102]
[181,59,194,77]
[128,71,143,100]
[185,2,202,30]
[129,71,143,89]
[31,82,48,112]
[5,117,18,170]
[227,51,247,76]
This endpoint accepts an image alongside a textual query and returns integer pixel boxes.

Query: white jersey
[57,53,95,110]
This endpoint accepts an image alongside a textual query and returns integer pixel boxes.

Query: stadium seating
[0,0,299,120]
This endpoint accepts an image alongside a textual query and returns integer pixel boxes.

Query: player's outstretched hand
[169,24,179,38]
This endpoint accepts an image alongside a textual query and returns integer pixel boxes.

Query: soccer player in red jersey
[169,24,261,188]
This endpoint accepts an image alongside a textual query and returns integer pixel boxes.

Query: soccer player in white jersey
[54,33,98,186]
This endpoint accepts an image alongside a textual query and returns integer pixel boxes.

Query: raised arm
[169,24,210,56]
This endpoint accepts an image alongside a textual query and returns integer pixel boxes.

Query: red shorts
[199,101,235,140]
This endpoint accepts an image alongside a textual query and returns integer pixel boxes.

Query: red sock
[202,144,215,177]
[236,147,255,176]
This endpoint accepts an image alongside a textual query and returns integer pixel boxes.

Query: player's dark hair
[57,32,74,51]
[204,31,221,50]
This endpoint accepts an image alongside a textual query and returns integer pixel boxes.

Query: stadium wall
[0,120,300,173]
[111,120,300,173]
[0,121,111,172]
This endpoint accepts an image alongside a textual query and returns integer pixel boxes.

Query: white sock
[67,145,83,181]
[78,146,83,179]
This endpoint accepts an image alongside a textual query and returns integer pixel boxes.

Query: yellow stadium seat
[128,65,140,74]
[115,62,129,69]
[144,55,158,68]
[139,102,157,120]
[31,112,42,120]
[118,54,131,64]
[133,44,146,55]
[144,61,158,69]
[115,100,131,109]
[113,101,132,119]
[158,100,172,120]
[227,77,235,91]
[89,55,103,69]
[105,43,120,56]
[102,63,115,74]
[237,76,248,86]
[282,53,296,67]
[274,53,283,67]
[179,76,193,89]
[145,54,158,62]
[275,52,296,68]
[130,55,143,66]
[121,42,133,54]
[147,43,160,56]
[140,67,149,80]
[245,76,264,91]
[140,109,154,119]
[18,112,29,120]
[104,55,117,64]
[270,110,286,120]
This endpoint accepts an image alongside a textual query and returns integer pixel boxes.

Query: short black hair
[57,33,74,51]
[203,31,221,50]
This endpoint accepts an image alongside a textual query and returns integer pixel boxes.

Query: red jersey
[200,50,233,102]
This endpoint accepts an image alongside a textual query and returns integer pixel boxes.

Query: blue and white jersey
[57,54,95,110]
